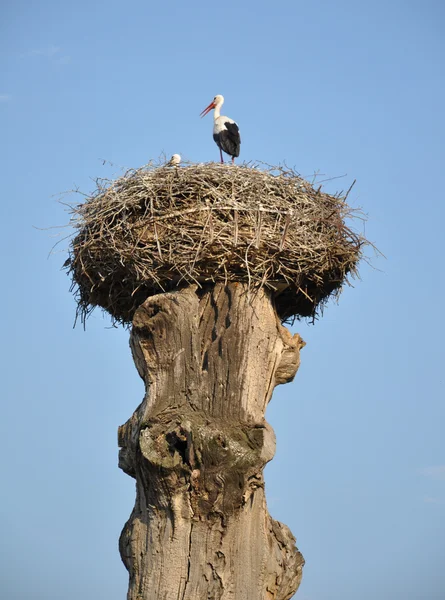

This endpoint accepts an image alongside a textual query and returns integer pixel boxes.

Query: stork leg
[231,156,235,164]
[220,148,224,164]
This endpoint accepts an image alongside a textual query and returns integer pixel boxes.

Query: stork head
[200,94,224,118]
[168,154,181,166]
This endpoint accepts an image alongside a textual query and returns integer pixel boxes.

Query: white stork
[166,153,181,166]
[200,95,241,163]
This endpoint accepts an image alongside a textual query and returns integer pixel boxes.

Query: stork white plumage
[167,153,181,166]
[200,95,241,164]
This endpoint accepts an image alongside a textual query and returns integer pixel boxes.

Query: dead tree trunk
[118,283,305,599]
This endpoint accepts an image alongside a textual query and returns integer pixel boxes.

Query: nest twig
[64,161,368,326]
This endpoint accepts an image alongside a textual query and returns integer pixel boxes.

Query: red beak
[200,101,215,118]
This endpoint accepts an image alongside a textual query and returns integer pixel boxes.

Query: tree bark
[118,283,305,600]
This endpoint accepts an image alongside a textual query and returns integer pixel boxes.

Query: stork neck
[214,103,223,120]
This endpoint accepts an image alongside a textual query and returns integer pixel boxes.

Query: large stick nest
[65,161,367,326]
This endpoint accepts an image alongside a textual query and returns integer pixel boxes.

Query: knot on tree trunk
[121,413,276,518]
[118,284,305,599]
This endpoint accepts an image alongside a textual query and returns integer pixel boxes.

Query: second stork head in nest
[200,94,241,164]
[167,153,181,166]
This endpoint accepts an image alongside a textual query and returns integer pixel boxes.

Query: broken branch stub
[118,283,305,599]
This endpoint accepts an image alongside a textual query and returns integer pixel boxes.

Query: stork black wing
[213,121,241,156]
[223,122,241,157]
[213,122,241,159]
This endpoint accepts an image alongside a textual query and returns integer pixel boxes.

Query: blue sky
[1,1,444,598]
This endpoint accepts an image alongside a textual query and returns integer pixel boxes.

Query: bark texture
[118,283,305,599]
